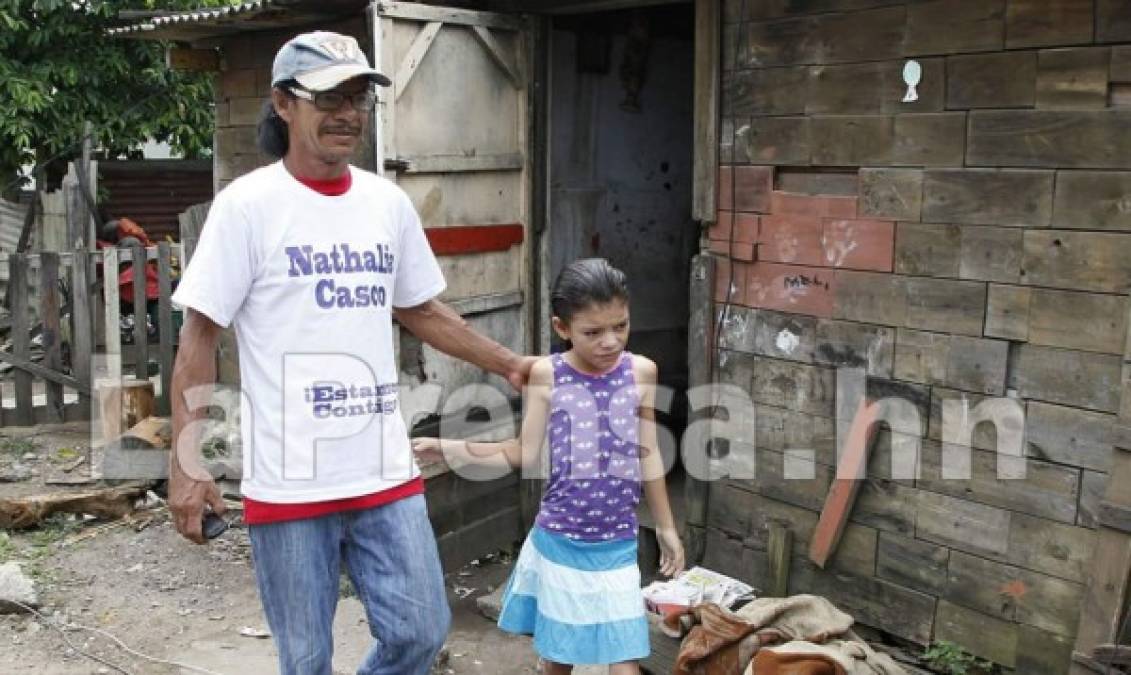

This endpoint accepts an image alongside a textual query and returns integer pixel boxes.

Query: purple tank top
[534,352,642,541]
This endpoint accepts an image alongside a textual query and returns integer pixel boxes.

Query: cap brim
[294,63,392,90]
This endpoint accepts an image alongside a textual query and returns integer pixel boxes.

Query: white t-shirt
[172,162,445,502]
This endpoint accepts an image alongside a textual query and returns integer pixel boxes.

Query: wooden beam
[394,21,442,103]
[377,1,523,31]
[0,351,90,396]
[471,25,521,88]
[692,0,720,223]
[1092,644,1131,667]
[445,290,524,317]
[166,45,219,72]
[400,152,524,174]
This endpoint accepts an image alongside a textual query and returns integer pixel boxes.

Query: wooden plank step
[641,618,681,675]
[1093,644,1131,667]
[1097,501,1131,534]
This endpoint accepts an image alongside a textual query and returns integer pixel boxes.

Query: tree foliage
[0,0,234,194]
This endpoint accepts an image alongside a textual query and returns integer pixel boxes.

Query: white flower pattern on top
[534,352,642,541]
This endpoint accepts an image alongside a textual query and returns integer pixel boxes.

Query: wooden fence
[0,242,190,427]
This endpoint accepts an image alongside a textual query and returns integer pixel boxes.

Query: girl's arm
[413,358,554,472]
[634,355,686,577]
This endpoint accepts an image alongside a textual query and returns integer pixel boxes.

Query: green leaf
[0,0,218,191]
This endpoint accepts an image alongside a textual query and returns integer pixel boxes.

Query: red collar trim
[296,169,352,196]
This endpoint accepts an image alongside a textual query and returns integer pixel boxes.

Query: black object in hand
[202,512,230,539]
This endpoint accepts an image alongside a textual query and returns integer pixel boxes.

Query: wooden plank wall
[712,1,1131,671]
[0,247,183,427]
[0,252,98,426]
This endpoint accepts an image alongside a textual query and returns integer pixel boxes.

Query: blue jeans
[248,494,451,675]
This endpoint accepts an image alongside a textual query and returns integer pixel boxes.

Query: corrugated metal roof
[99,160,213,242]
[109,1,277,36]
[108,0,367,41]
[0,198,28,253]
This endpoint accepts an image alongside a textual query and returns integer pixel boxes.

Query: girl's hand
[656,526,685,578]
[412,437,445,465]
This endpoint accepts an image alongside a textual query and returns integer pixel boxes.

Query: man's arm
[168,309,227,544]
[394,298,536,389]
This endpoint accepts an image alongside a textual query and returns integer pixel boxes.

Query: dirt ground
[0,423,584,675]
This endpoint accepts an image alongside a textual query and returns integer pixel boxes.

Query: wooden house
[113,1,1131,671]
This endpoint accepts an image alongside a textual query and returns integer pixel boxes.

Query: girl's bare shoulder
[630,354,658,383]
[527,356,556,394]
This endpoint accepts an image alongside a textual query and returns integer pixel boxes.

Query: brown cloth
[750,640,905,675]
[751,649,844,675]
[665,595,904,675]
[665,603,775,675]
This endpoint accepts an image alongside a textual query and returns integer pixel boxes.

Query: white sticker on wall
[902,60,922,103]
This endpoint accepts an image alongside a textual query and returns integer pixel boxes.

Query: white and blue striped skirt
[497,526,650,665]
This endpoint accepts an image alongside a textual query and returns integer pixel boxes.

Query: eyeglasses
[289,87,378,112]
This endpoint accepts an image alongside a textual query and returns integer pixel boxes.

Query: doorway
[543,2,697,541]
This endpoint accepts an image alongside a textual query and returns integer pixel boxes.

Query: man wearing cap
[168,31,533,675]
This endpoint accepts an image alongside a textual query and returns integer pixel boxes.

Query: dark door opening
[545,3,697,545]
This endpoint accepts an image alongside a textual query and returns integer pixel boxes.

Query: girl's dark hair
[550,258,629,324]
[256,84,296,159]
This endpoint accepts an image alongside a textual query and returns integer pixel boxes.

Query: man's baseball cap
[271,31,391,91]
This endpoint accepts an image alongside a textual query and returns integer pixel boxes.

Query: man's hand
[169,461,226,545]
[506,355,539,391]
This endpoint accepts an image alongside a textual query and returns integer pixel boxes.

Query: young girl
[413,258,684,675]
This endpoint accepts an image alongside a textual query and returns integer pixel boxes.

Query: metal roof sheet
[108,1,366,41]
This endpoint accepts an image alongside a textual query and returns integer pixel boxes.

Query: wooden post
[70,247,94,412]
[9,255,33,425]
[1071,295,1131,673]
[79,123,96,249]
[767,523,793,598]
[120,379,156,431]
[39,253,63,423]
[130,245,148,380]
[98,379,156,443]
[177,202,210,258]
[684,254,715,565]
[102,247,121,381]
[156,243,174,416]
[64,179,88,252]
[182,236,198,266]
[691,0,720,223]
[1071,445,1131,673]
